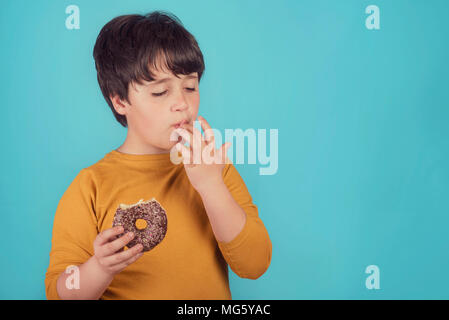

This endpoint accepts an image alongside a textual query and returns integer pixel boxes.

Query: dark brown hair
[93,11,205,128]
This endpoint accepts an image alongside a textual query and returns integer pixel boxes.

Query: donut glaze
[112,198,168,252]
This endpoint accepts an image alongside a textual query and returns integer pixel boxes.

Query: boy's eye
[152,90,167,97]
[152,88,196,97]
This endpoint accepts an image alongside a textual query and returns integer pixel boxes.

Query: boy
[45,10,272,300]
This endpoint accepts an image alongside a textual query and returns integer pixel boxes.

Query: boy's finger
[221,142,232,164]
[197,116,215,146]
[191,126,204,149]
[214,142,232,165]
[101,231,135,256]
[181,121,194,134]
[103,243,143,266]
[197,116,211,135]
[96,226,124,246]
[175,127,192,147]
[176,142,192,164]
[181,123,205,153]
[182,122,204,148]
[109,251,145,273]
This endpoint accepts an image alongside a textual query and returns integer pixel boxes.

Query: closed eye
[152,87,196,97]
[152,91,167,97]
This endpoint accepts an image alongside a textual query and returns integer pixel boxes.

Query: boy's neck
[117,131,170,155]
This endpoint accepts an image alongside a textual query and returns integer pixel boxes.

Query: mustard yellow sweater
[45,150,272,299]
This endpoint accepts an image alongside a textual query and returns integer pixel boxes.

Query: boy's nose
[172,103,189,115]
[174,104,188,112]
[172,91,189,111]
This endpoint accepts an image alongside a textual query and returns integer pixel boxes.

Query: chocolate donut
[112,198,168,252]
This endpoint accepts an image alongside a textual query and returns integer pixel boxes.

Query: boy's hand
[92,226,144,276]
[174,115,232,193]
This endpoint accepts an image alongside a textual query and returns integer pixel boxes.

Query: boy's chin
[166,140,181,150]
[168,136,183,146]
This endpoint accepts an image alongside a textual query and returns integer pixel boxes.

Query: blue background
[1,0,448,299]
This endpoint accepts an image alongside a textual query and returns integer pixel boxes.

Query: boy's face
[112,67,200,153]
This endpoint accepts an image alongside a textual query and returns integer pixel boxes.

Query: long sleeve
[216,163,272,280]
[44,168,99,300]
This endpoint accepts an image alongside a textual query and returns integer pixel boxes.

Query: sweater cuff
[216,213,250,251]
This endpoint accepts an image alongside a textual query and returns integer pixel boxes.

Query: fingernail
[128,232,134,238]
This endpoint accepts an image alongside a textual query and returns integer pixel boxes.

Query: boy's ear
[110,94,129,116]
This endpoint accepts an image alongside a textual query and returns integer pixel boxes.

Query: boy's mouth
[172,119,189,129]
